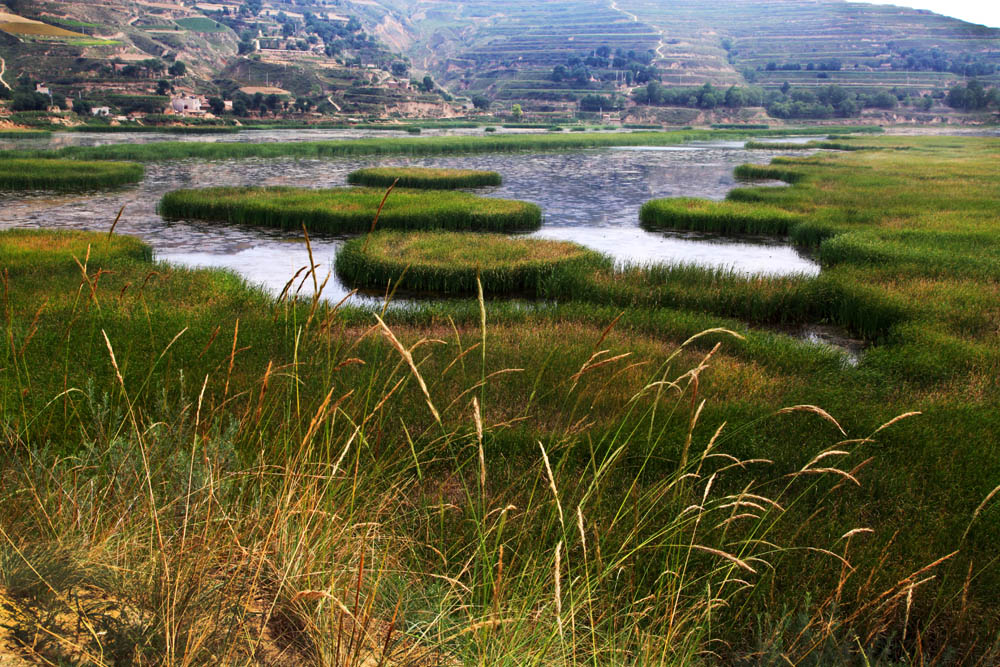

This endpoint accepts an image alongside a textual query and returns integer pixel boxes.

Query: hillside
[0,0,998,123]
[0,0,457,120]
[383,0,1000,119]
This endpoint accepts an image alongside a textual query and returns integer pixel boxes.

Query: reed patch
[347,166,502,189]
[640,197,803,236]
[335,230,609,295]
[158,186,542,233]
[0,158,144,191]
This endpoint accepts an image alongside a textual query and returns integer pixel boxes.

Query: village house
[171,95,204,114]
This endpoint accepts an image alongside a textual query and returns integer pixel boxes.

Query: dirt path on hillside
[608,1,667,63]
[0,56,11,90]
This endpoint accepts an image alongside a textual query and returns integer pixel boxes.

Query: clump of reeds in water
[158,186,542,233]
[639,196,803,236]
[335,230,610,295]
[0,158,145,191]
[744,140,882,151]
[0,125,885,163]
[347,166,502,189]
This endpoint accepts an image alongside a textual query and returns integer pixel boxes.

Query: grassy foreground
[347,167,502,189]
[1,134,999,662]
[159,186,543,233]
[1,227,970,664]
[335,231,609,295]
[0,158,144,191]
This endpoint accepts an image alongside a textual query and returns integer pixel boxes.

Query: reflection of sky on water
[0,136,819,303]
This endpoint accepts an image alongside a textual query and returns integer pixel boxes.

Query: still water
[0,135,818,306]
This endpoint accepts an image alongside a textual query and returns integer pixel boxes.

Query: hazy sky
[860,1,1000,28]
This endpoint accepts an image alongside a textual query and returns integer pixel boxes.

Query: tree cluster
[551,47,659,87]
[946,79,1000,111]
[633,82,764,109]
[886,45,997,76]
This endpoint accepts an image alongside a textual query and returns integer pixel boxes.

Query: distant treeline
[630,81,992,119]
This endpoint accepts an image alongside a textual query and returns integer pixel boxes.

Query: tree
[156,79,173,96]
[265,94,281,111]
[511,103,523,119]
[168,61,186,77]
[422,75,434,92]
[73,98,93,116]
[232,98,248,116]
[246,0,262,15]
[391,62,408,77]
[238,40,256,55]
[294,97,312,112]
[11,92,49,112]
[207,97,225,115]
[869,91,897,110]
[580,94,617,112]
[471,94,490,110]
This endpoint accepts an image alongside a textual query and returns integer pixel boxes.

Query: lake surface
[0,133,819,306]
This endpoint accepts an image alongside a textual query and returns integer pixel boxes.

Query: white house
[92,106,112,117]
[35,83,50,95]
[171,96,203,114]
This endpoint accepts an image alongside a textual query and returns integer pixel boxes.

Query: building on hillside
[171,96,203,114]
[92,106,112,117]
[35,83,50,96]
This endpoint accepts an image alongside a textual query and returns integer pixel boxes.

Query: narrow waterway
[0,136,819,306]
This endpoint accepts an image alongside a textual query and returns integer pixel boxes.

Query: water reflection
[0,137,819,304]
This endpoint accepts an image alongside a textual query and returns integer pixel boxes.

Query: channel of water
[1,132,857,358]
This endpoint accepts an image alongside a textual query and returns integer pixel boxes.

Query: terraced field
[389,0,1000,106]
[396,0,661,104]
[618,0,1000,91]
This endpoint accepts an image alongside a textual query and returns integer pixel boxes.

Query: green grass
[2,134,1000,661]
[639,197,803,236]
[335,231,609,296]
[347,167,502,189]
[0,158,144,191]
[0,130,52,138]
[158,186,542,233]
[67,125,240,134]
[0,126,884,163]
[173,16,228,32]
[744,140,883,151]
[0,227,945,662]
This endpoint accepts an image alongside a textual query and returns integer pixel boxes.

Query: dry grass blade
[539,441,564,527]
[473,397,485,492]
[362,178,399,253]
[691,545,757,573]
[789,467,861,486]
[107,204,126,240]
[374,314,441,425]
[841,528,875,540]
[871,411,923,436]
[555,540,564,639]
[681,328,745,347]
[776,405,847,436]
[962,483,1000,540]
